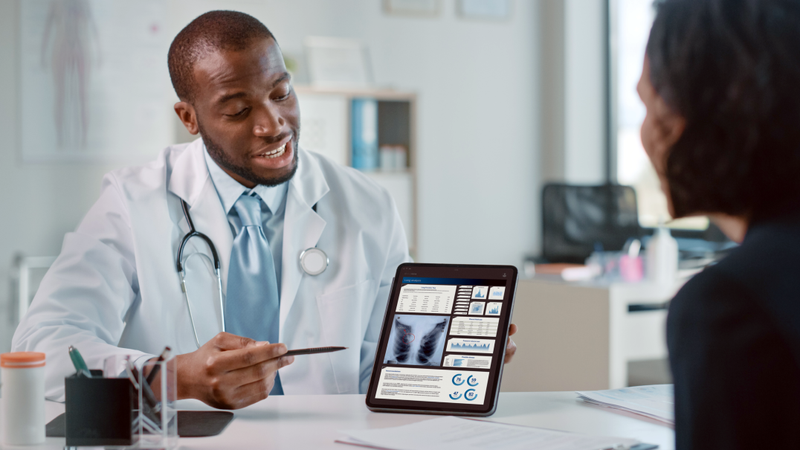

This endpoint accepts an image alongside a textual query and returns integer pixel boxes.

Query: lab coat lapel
[168,139,234,318]
[280,148,329,330]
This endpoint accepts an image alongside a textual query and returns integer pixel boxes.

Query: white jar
[1,352,46,445]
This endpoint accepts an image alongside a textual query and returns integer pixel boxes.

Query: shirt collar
[203,144,288,215]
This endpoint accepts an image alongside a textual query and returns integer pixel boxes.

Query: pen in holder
[139,355,178,448]
[102,354,178,449]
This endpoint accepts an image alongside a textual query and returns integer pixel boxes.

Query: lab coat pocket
[316,279,375,394]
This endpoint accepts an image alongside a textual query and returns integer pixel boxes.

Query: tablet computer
[366,263,518,416]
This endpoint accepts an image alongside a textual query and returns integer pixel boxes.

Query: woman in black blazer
[639,0,800,448]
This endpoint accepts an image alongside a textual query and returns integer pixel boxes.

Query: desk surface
[5,392,674,449]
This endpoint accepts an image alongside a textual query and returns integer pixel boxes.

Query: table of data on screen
[449,317,499,337]
[396,285,456,314]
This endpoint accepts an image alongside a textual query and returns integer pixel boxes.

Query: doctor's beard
[198,122,299,187]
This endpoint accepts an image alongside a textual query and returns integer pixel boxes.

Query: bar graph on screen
[486,302,502,316]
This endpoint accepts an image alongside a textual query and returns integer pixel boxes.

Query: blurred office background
[1,0,703,388]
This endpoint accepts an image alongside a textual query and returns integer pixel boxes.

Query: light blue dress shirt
[203,147,288,294]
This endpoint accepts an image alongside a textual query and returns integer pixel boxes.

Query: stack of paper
[336,416,641,450]
[576,384,674,425]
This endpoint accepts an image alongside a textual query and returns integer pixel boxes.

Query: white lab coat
[12,139,410,401]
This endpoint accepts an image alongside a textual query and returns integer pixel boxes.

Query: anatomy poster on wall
[19,0,173,162]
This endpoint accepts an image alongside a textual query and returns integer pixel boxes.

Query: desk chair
[542,183,641,264]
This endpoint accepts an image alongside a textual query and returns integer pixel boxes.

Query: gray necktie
[225,192,283,394]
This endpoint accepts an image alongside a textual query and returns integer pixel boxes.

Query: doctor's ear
[174,102,199,135]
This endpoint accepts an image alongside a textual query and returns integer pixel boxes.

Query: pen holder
[137,356,178,448]
[90,355,178,449]
[65,370,135,446]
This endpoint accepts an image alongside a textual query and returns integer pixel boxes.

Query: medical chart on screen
[376,277,509,406]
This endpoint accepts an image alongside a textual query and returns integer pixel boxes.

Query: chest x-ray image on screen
[383,315,450,366]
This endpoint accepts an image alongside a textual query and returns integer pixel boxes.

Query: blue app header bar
[401,277,497,285]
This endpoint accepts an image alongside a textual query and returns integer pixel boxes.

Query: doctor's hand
[175,332,295,410]
[504,323,518,364]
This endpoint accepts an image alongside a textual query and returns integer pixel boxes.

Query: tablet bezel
[366,263,518,416]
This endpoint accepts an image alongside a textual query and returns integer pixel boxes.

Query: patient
[638,0,800,448]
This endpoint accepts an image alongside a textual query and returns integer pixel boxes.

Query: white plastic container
[1,352,46,445]
[646,225,679,285]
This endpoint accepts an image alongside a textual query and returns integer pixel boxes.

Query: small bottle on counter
[1,352,46,445]
[646,223,679,285]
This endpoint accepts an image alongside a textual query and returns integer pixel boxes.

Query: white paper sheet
[337,416,640,450]
[576,384,674,425]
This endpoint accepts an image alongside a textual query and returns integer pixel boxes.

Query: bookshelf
[294,86,418,256]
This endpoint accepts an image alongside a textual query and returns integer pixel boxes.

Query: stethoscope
[176,199,329,349]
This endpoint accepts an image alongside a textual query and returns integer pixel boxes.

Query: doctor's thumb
[280,355,295,367]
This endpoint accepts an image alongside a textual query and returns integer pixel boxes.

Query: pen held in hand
[284,346,347,356]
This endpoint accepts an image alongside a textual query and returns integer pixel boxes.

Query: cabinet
[500,277,680,392]
[294,86,417,255]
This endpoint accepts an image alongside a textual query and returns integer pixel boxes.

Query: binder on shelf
[351,98,378,171]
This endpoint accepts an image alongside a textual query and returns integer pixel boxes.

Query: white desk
[3,393,674,449]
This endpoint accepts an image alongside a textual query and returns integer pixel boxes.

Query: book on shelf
[351,98,378,171]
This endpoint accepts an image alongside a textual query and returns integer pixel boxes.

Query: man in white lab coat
[12,10,516,409]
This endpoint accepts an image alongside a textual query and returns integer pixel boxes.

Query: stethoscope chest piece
[300,247,328,276]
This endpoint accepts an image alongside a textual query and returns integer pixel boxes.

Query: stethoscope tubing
[176,198,327,349]
[177,199,225,348]
[177,200,221,273]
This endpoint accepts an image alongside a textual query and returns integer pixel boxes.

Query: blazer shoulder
[673,262,747,305]
[707,223,800,296]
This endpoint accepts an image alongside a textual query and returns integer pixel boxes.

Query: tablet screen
[367,263,517,415]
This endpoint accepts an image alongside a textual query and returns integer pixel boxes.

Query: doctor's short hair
[168,10,276,103]
[646,0,800,221]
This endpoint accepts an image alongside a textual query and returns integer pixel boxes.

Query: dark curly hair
[168,10,275,103]
[646,0,800,221]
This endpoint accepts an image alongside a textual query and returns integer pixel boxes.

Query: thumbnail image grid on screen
[381,278,508,371]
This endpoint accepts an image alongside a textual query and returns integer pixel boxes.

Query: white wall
[0,0,544,351]
[539,0,607,185]
[564,0,606,184]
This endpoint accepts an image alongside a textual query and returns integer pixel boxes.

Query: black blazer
[668,213,800,449]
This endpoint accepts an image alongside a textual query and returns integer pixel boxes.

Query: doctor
[13,10,516,409]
